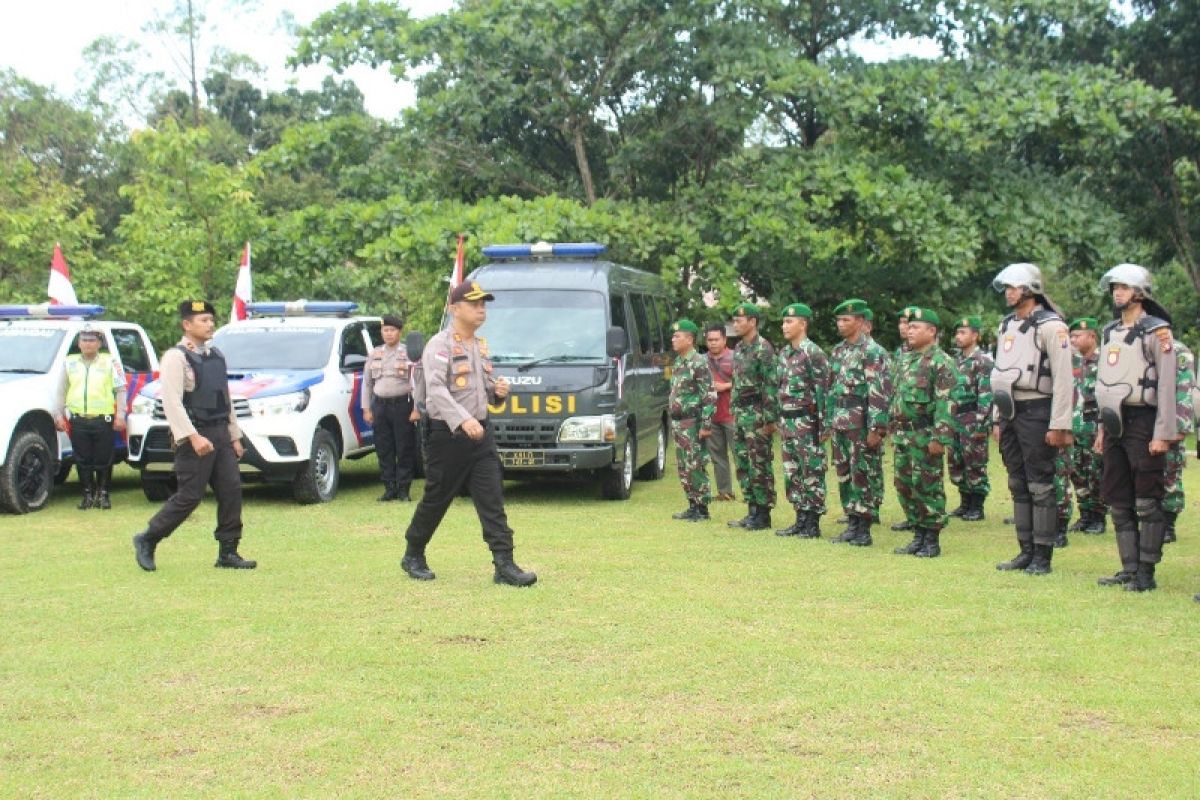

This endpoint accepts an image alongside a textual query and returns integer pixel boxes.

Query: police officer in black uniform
[133,301,256,572]
[363,314,418,501]
[400,281,536,587]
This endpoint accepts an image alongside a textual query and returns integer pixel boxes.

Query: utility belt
[374,394,412,404]
[780,405,817,419]
[1014,397,1051,411]
[893,416,933,432]
[429,418,488,433]
[71,413,115,421]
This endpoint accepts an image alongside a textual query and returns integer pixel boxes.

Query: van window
[341,323,369,362]
[610,294,627,332]
[629,295,653,355]
[112,328,152,372]
[645,296,669,353]
[365,320,383,347]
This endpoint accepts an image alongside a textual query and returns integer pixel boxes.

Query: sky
[0,0,454,120]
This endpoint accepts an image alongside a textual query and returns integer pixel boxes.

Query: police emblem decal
[1107,346,1120,366]
[1003,335,1014,352]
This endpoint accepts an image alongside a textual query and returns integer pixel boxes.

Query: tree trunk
[572,124,597,206]
[187,0,201,128]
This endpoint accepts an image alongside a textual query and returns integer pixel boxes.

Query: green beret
[908,307,941,327]
[956,315,982,331]
[863,308,874,322]
[672,319,700,336]
[833,298,870,318]
[899,305,921,321]
[731,302,761,318]
[781,303,812,319]
[1070,317,1099,332]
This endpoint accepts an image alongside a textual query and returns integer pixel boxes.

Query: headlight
[131,395,155,416]
[246,389,310,417]
[557,415,616,443]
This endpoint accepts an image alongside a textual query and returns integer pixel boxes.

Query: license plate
[502,450,544,467]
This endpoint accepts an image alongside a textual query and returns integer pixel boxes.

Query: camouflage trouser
[672,420,711,505]
[832,429,883,518]
[1055,449,1073,523]
[948,425,991,495]
[733,413,775,508]
[1068,431,1106,516]
[780,416,825,514]
[1163,440,1187,515]
[893,430,947,531]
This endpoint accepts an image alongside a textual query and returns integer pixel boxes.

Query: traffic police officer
[890,308,958,557]
[363,314,418,502]
[990,263,1074,576]
[54,327,127,509]
[947,315,993,522]
[133,301,256,571]
[1067,317,1106,534]
[401,281,536,587]
[774,303,831,539]
[726,303,779,531]
[668,319,716,522]
[1094,264,1178,592]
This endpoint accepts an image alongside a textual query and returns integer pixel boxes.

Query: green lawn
[2,448,1199,798]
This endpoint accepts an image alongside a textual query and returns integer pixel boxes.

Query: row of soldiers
[667,262,1196,597]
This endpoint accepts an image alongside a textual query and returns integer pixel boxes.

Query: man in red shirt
[704,323,737,501]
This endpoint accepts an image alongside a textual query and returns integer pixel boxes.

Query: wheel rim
[314,442,337,495]
[655,426,666,471]
[622,439,634,489]
[17,447,50,503]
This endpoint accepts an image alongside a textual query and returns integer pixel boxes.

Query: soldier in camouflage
[668,320,717,522]
[1053,450,1074,547]
[947,315,993,522]
[773,303,831,539]
[727,303,779,531]
[1162,341,1194,544]
[1067,318,1106,534]
[825,298,893,547]
[890,308,959,557]
[890,306,921,532]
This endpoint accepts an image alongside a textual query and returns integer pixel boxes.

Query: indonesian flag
[232,241,252,322]
[47,243,78,305]
[450,233,465,293]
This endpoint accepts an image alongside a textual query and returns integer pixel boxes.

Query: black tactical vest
[177,345,230,426]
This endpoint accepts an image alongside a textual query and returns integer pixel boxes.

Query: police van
[444,242,671,499]
[126,301,381,504]
[0,304,159,514]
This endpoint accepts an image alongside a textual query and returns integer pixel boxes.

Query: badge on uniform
[1107,346,1120,366]
[1058,330,1069,349]
[1157,328,1173,353]
[1003,335,1014,353]
[455,376,468,388]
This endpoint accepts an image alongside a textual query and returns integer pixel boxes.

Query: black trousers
[1101,407,1165,506]
[145,424,243,543]
[70,416,115,490]
[372,395,416,489]
[405,420,514,554]
[998,398,1059,545]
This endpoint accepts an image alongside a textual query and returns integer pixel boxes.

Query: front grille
[492,420,559,448]
[153,398,251,419]
[144,427,174,453]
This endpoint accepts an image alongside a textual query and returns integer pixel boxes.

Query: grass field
[3,447,1200,798]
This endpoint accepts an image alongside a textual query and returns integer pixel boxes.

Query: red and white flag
[450,233,465,293]
[231,241,252,322]
[47,243,78,305]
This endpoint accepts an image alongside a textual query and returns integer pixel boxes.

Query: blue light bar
[0,303,105,319]
[482,242,607,259]
[245,301,358,317]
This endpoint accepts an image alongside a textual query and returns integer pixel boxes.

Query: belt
[72,413,114,420]
[429,418,488,432]
[374,394,412,402]
[1013,397,1051,409]
[893,417,933,431]
[780,407,816,419]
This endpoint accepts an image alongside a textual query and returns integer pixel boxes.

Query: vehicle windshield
[481,290,607,363]
[0,329,66,373]
[214,326,334,370]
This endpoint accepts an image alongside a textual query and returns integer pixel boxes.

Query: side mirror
[405,331,426,363]
[341,353,367,371]
[605,326,629,357]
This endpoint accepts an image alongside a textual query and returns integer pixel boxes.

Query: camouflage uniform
[1069,348,1106,530]
[1163,342,1194,542]
[891,335,959,556]
[948,345,993,515]
[731,333,779,511]
[778,336,831,525]
[669,346,717,513]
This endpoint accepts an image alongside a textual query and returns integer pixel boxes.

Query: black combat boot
[1024,543,1053,575]
[1097,570,1134,587]
[915,529,941,558]
[996,540,1034,571]
[948,492,969,518]
[744,506,772,531]
[776,510,806,537]
[493,551,537,587]
[132,531,160,571]
[215,540,257,569]
[673,503,698,521]
[378,483,399,502]
[832,515,860,543]
[1080,511,1106,534]
[893,527,925,555]
[691,503,710,522]
[848,515,873,547]
[1164,511,1178,544]
[728,505,757,528]
[1124,562,1157,593]
[890,519,915,531]
[401,546,435,580]
[797,512,822,539]
[1053,519,1069,548]
[960,493,985,522]
[95,474,111,510]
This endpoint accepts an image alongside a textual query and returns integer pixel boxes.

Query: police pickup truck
[0,304,158,514]
[126,301,380,504]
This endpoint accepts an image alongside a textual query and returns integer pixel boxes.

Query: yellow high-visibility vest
[65,353,118,415]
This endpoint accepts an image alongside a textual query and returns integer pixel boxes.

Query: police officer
[1067,318,1106,534]
[1094,264,1178,592]
[668,320,716,522]
[1162,342,1194,544]
[947,315,992,522]
[990,263,1074,576]
[774,303,831,539]
[54,327,127,509]
[401,281,536,587]
[890,308,958,557]
[363,314,418,502]
[825,298,892,547]
[726,303,778,531]
[133,301,255,571]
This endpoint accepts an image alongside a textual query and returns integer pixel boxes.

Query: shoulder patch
[1157,328,1173,353]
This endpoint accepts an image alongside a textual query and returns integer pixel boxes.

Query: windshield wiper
[517,355,595,372]
[0,368,44,374]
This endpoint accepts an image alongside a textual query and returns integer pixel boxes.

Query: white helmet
[992,263,1044,294]
[1099,263,1153,297]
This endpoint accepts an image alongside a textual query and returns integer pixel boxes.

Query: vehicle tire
[141,474,177,502]
[293,429,340,504]
[600,433,635,500]
[636,419,667,481]
[0,430,55,514]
